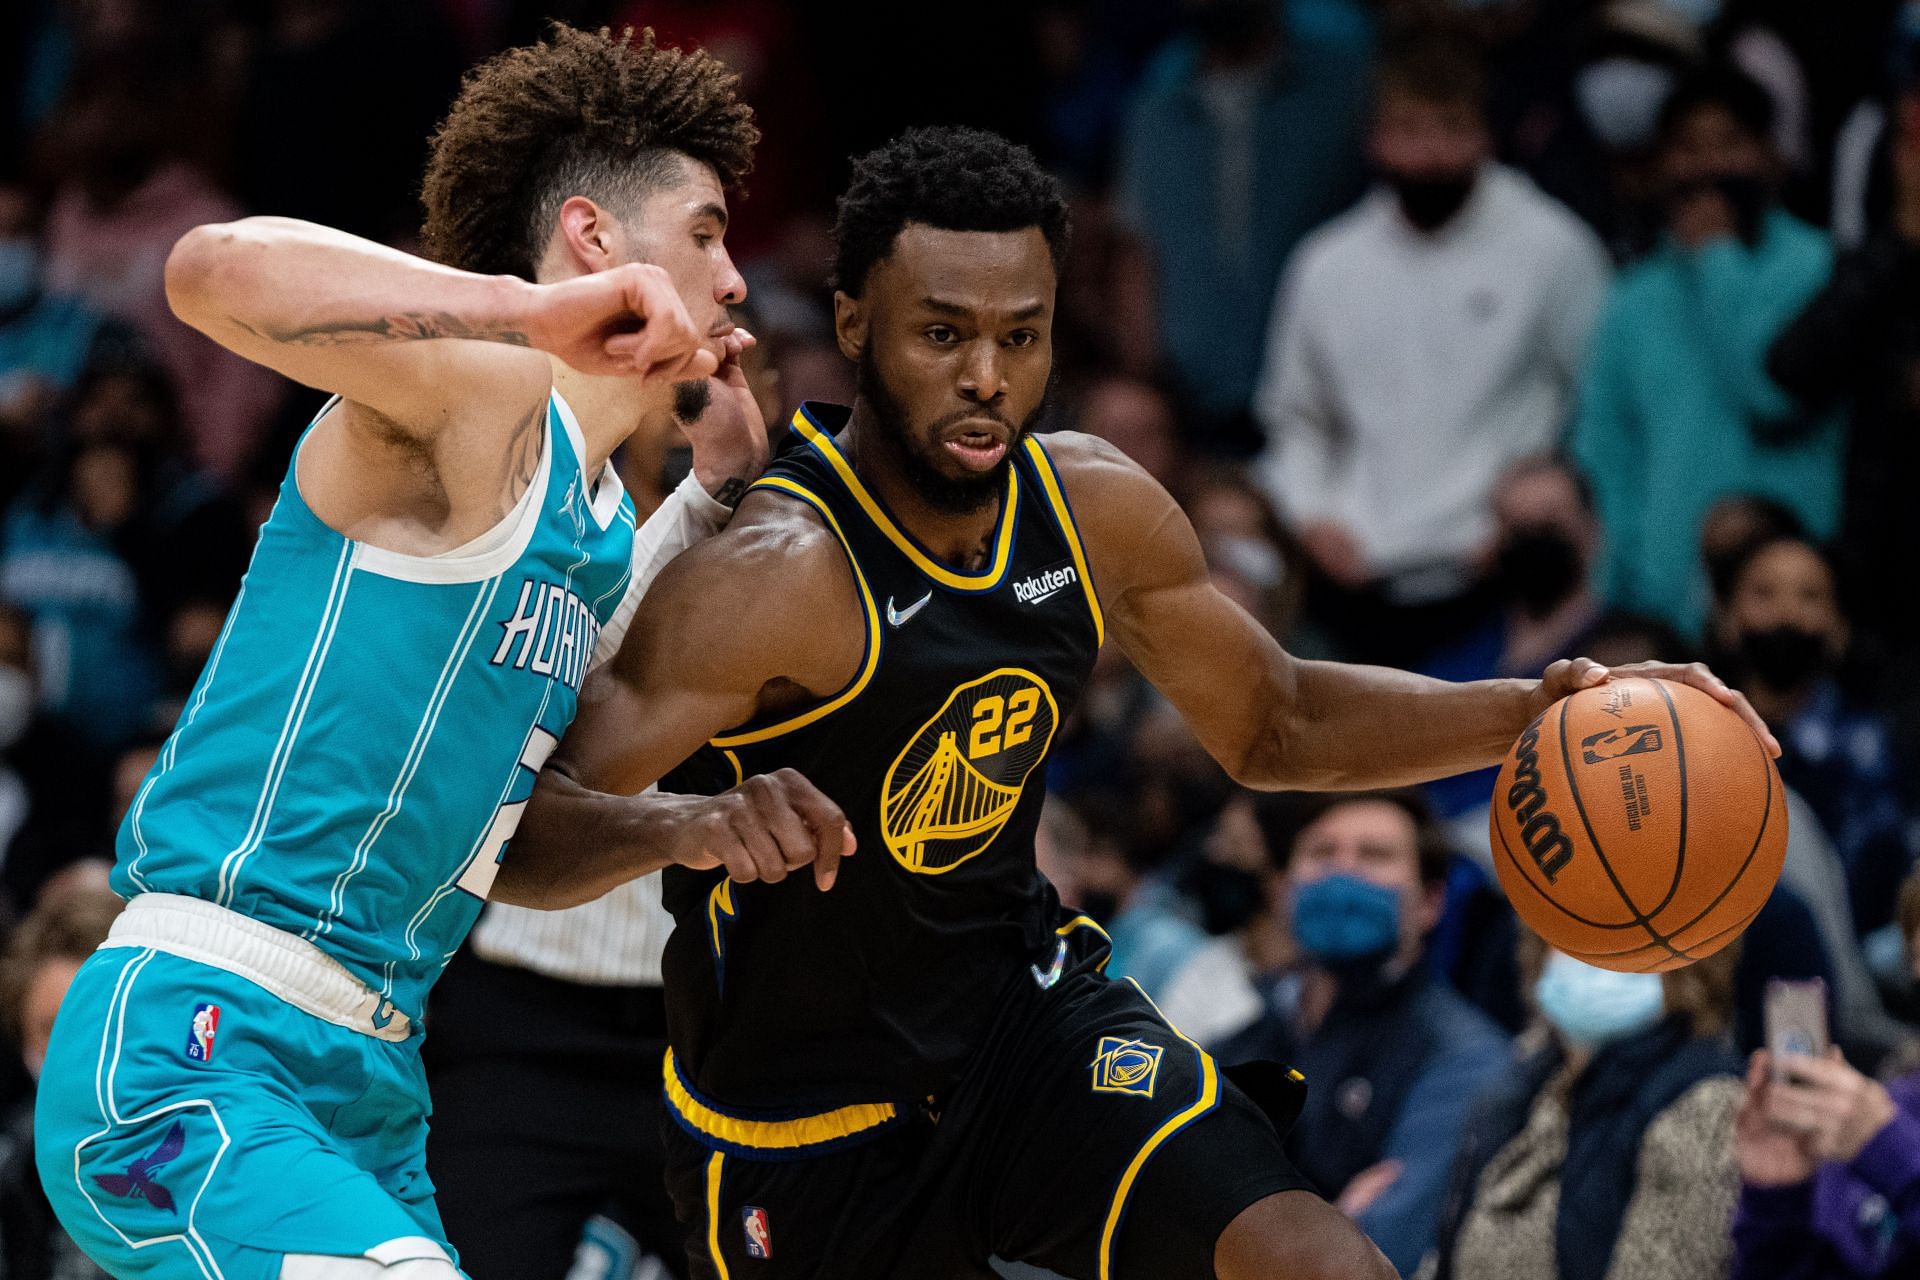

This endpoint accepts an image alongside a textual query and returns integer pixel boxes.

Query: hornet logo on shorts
[91,1121,186,1212]
[742,1206,773,1259]
[1091,1036,1164,1099]
[185,1003,220,1062]
[1581,725,1664,765]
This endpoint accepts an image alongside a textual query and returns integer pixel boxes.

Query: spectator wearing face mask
[1573,62,1843,638]
[0,880,121,1280]
[1423,457,1631,831]
[1254,30,1611,673]
[1151,793,1289,1050]
[1221,790,1509,1275]
[1712,534,1919,940]
[1730,968,1920,1280]
[1429,942,1744,1280]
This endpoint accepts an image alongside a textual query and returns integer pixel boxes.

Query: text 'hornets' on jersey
[115,392,638,1023]
[660,403,1105,1117]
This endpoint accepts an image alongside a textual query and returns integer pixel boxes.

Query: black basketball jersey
[660,403,1103,1117]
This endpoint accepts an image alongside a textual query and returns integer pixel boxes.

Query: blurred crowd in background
[2,0,1920,1277]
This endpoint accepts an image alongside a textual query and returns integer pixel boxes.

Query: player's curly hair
[421,24,758,280]
[831,127,1070,297]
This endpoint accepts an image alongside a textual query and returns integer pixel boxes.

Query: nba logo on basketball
[185,1004,220,1062]
[742,1206,772,1259]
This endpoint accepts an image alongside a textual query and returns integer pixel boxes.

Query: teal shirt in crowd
[1572,211,1842,636]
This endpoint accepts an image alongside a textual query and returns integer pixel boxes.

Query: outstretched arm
[164,216,715,445]
[494,495,864,907]
[1053,433,1776,792]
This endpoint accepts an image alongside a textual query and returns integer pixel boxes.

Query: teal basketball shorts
[34,895,464,1279]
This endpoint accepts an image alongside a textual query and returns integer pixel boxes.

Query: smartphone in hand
[1765,977,1829,1082]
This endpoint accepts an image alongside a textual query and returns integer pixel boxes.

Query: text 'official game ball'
[1490,677,1787,973]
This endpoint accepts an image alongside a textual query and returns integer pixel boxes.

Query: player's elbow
[1229,717,1340,792]
[164,222,242,327]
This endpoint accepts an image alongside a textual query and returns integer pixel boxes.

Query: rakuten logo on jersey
[1012,565,1077,606]
[490,578,602,691]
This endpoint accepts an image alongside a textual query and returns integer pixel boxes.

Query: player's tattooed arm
[231,311,535,348]
[166,216,714,439]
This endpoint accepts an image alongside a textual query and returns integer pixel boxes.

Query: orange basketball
[1489,677,1787,973]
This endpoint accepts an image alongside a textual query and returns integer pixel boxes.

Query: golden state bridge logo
[1091,1036,1164,1098]
[881,668,1059,875]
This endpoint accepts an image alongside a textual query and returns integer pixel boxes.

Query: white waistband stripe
[101,894,412,1042]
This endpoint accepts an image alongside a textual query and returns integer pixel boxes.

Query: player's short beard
[855,354,1052,516]
[671,378,712,425]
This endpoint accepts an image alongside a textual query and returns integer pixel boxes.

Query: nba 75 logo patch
[185,1004,220,1062]
[1091,1036,1163,1098]
[742,1206,773,1259]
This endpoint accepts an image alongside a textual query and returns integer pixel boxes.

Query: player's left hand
[678,327,768,506]
[1532,657,1782,759]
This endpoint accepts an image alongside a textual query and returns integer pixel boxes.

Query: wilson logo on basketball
[1580,725,1665,765]
[1504,721,1576,884]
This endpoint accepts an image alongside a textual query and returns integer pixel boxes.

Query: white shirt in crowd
[469,468,732,988]
[1253,164,1611,583]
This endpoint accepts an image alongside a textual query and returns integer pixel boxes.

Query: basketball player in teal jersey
[508,128,1778,1279]
[33,28,844,1280]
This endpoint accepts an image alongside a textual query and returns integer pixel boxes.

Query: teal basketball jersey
[114,392,637,1021]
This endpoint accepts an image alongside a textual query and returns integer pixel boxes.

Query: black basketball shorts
[661,922,1315,1279]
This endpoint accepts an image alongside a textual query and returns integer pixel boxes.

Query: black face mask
[1738,624,1829,689]
[1187,862,1265,935]
[1495,528,1584,618]
[1388,171,1477,231]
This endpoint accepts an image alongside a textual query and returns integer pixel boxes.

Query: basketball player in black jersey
[506,128,1774,1279]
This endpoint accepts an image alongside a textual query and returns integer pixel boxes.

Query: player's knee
[1214,1190,1395,1280]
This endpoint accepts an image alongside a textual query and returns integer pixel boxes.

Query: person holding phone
[1732,971,1920,1278]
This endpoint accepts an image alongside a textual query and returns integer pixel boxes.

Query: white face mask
[1534,951,1667,1048]
[1576,58,1680,151]
[0,666,33,751]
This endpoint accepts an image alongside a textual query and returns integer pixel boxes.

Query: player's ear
[555,196,619,275]
[833,290,866,362]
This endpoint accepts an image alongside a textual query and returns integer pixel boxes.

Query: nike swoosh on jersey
[886,591,933,628]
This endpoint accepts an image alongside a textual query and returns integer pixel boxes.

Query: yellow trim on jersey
[707,879,736,960]
[1056,914,1111,943]
[706,1152,731,1280]
[1057,913,1114,971]
[1021,437,1105,647]
[711,478,883,748]
[721,749,744,787]
[790,410,1019,591]
[1097,979,1222,1280]
[666,1050,900,1153]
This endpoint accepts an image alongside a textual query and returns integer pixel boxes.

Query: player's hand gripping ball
[1491,677,1787,973]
